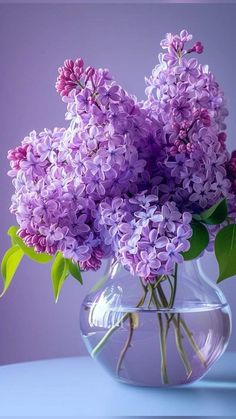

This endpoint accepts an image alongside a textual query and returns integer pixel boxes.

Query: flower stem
[150,286,169,384]
[116,313,135,377]
[179,318,207,367]
[157,313,169,384]
[91,286,147,358]
[156,281,207,369]
[91,312,129,358]
[169,264,178,308]
[154,283,193,378]
[174,314,192,378]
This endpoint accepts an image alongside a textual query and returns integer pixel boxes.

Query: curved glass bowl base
[80,260,232,387]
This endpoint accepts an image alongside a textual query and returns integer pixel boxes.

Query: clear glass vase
[80,258,232,387]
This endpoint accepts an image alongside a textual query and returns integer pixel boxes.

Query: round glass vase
[80,258,232,387]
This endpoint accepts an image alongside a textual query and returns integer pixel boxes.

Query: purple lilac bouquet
[2,30,236,301]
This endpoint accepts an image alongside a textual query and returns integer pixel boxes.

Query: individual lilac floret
[97,192,192,280]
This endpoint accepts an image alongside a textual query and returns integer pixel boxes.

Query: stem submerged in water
[174,314,192,378]
[157,313,169,384]
[91,285,147,358]
[91,265,207,384]
[116,313,135,377]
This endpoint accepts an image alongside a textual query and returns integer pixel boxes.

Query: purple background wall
[0,2,236,365]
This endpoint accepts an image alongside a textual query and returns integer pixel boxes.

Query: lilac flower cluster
[57,62,153,200]
[144,30,232,211]
[7,30,236,280]
[8,67,155,272]
[97,192,192,279]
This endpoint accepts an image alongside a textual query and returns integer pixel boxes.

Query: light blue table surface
[0,353,235,417]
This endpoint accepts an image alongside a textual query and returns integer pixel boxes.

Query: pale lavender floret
[98,85,120,106]
[76,88,92,112]
[158,243,185,271]
[136,251,161,277]
[39,224,68,246]
[175,58,199,83]
[134,206,163,227]
[171,96,192,122]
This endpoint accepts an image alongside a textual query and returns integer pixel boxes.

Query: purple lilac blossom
[97,192,192,280]
[144,29,233,212]
[7,30,236,280]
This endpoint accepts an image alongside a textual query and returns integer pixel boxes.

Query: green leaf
[51,253,68,302]
[7,226,19,245]
[67,259,83,284]
[182,221,209,261]
[215,224,236,283]
[0,245,24,297]
[197,198,228,225]
[8,225,52,263]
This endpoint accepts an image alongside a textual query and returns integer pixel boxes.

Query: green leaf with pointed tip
[67,260,83,284]
[51,253,68,302]
[198,198,228,225]
[8,225,52,263]
[1,245,24,297]
[182,221,209,261]
[215,224,236,283]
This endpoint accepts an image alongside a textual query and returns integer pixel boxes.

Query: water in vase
[81,302,231,387]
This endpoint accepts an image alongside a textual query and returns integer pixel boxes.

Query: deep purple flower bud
[188,41,204,54]
[193,109,201,119]
[186,142,195,153]
[80,247,103,271]
[194,41,204,54]
[179,129,186,140]
[227,151,236,177]
[55,57,85,97]
[178,143,186,153]
[169,146,178,156]
[75,58,84,68]
[231,179,236,192]
[85,66,95,78]
[218,132,227,145]
[18,229,28,239]
[181,121,190,130]
[84,66,95,85]
[7,144,29,174]
[200,109,211,127]
[174,139,182,147]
